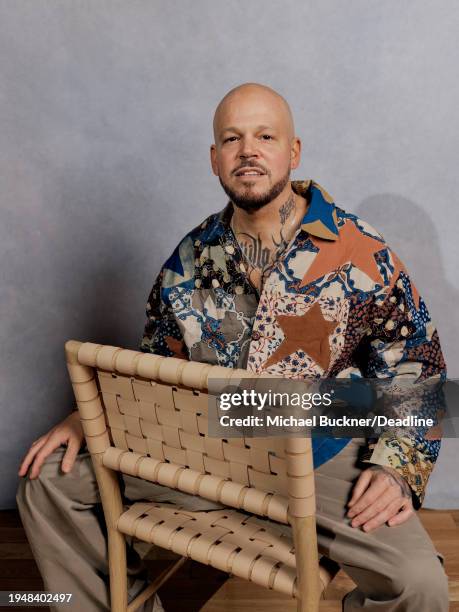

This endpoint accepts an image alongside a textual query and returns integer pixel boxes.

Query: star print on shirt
[299,220,386,288]
[263,302,338,371]
[164,336,187,358]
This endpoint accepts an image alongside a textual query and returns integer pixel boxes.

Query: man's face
[210,90,300,211]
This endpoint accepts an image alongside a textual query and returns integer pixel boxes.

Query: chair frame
[65,340,338,612]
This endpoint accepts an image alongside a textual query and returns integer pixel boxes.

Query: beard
[218,167,291,211]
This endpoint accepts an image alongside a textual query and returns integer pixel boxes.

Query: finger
[387,502,414,527]
[61,440,81,473]
[350,488,399,527]
[18,438,48,476]
[361,499,403,532]
[348,469,373,507]
[348,476,391,517]
[28,438,61,479]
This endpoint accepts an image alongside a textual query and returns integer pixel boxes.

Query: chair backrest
[65,340,316,525]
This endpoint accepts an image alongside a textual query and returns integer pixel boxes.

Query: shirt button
[252,331,261,341]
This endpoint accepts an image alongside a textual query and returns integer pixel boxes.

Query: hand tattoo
[369,465,412,499]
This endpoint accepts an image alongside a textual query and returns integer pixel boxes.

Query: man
[17,83,449,611]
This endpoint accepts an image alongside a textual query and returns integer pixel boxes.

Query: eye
[223,136,239,143]
[260,134,274,140]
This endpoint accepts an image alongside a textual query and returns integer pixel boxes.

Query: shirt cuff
[360,436,433,510]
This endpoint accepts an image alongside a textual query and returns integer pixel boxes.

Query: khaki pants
[16,438,449,611]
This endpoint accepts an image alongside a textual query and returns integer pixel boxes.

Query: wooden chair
[65,340,339,612]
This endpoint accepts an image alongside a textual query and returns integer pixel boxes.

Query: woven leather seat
[117,502,298,596]
[65,340,339,611]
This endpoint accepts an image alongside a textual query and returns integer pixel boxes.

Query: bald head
[213,83,295,143]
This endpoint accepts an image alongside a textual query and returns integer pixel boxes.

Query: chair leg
[91,454,128,612]
[296,591,320,612]
[292,515,321,612]
[108,526,128,612]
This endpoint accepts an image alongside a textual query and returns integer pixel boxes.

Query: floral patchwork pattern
[140,179,447,508]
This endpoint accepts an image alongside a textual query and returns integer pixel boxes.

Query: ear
[290,137,301,170]
[210,144,219,176]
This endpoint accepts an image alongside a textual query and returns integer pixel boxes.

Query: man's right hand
[18,411,84,479]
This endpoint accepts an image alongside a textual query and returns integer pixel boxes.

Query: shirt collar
[214,178,340,242]
[292,179,339,241]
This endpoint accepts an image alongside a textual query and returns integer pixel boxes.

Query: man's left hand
[347,465,414,532]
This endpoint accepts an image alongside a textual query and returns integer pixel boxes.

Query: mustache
[232,161,268,175]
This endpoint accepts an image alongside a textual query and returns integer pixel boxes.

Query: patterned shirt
[140,179,447,508]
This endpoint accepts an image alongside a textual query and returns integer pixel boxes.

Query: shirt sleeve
[139,268,188,359]
[358,248,447,509]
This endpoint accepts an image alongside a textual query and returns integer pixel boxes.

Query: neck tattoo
[230,193,300,291]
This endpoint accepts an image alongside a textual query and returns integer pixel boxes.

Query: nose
[239,136,258,159]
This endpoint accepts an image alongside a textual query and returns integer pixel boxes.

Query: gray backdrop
[1,1,458,509]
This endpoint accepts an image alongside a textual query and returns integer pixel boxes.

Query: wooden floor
[1,509,458,611]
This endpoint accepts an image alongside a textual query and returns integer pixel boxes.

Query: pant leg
[314,438,449,612]
[249,438,449,612]
[15,444,158,612]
